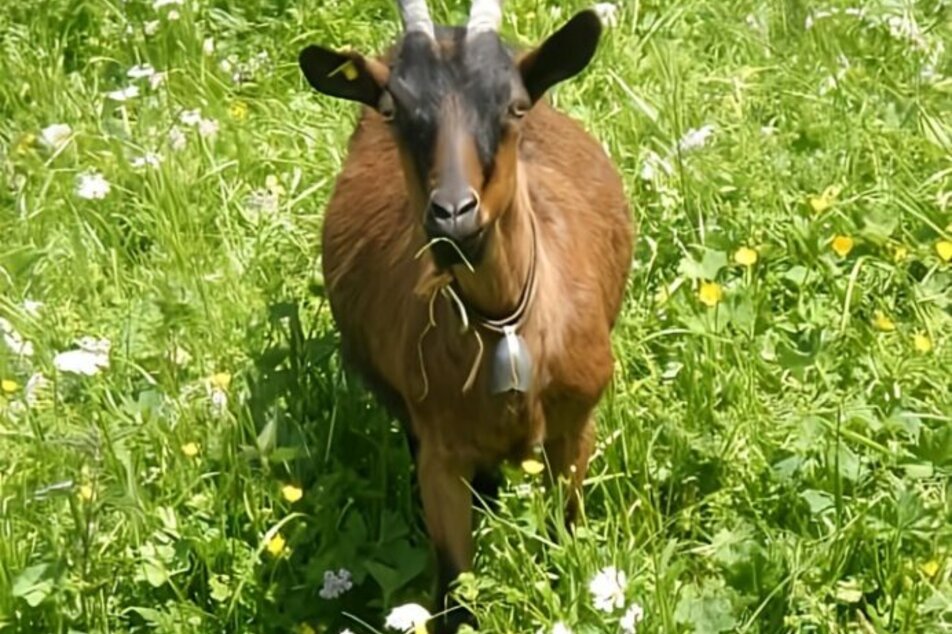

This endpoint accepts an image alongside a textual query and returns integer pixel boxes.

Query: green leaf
[800,489,834,515]
[12,564,53,607]
[674,580,738,633]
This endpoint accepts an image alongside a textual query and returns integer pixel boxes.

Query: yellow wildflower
[229,100,249,121]
[1,379,18,394]
[521,459,545,476]
[210,372,231,391]
[920,560,940,577]
[892,245,909,263]
[936,240,952,263]
[733,246,758,267]
[181,442,200,458]
[266,532,287,557]
[281,484,303,503]
[15,133,36,155]
[808,185,839,213]
[831,235,854,257]
[872,311,896,332]
[78,484,94,501]
[698,281,723,307]
[913,332,933,353]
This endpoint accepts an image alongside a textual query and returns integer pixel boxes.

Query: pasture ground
[1,0,951,632]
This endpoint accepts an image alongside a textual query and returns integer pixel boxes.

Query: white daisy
[107,85,140,102]
[180,109,202,126]
[167,9,180,21]
[40,123,72,152]
[153,0,182,8]
[53,348,109,376]
[168,126,187,151]
[384,603,431,633]
[127,63,156,79]
[130,153,161,169]
[589,565,627,613]
[22,300,44,317]
[149,71,167,90]
[593,3,619,28]
[75,172,111,200]
[198,118,219,138]
[620,603,645,633]
[0,317,34,357]
[144,20,161,36]
[551,623,573,634]
[678,124,715,152]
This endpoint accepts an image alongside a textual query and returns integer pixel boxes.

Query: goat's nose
[427,189,480,241]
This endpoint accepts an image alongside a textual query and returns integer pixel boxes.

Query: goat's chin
[428,228,487,270]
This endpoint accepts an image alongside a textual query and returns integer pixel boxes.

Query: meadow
[2,0,952,632]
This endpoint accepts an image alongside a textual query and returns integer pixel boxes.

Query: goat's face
[300,4,601,266]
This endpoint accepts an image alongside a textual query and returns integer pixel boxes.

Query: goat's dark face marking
[383,28,528,264]
[299,7,602,265]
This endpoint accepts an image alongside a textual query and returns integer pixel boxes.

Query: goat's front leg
[417,441,475,633]
[543,414,596,527]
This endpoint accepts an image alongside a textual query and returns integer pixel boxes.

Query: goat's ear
[518,10,601,103]
[299,45,389,107]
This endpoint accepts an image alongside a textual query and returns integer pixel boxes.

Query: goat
[299,1,634,630]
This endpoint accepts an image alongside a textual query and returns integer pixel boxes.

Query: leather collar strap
[453,214,538,334]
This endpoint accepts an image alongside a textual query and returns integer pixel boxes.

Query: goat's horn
[397,0,435,38]
[467,0,502,35]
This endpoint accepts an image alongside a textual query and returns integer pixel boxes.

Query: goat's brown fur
[322,102,633,622]
[301,6,634,629]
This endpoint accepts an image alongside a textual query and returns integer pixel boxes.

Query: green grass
[2,0,952,632]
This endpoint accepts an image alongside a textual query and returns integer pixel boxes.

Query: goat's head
[299,1,601,265]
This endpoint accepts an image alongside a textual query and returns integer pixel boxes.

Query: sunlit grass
[2,0,951,632]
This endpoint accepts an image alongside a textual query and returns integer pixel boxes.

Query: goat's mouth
[426,227,487,269]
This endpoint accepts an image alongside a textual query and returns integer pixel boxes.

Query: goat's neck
[451,178,532,320]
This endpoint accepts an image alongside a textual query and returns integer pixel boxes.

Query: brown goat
[299,1,633,630]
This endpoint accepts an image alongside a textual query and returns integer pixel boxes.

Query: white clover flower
[127,63,156,79]
[593,2,618,28]
[0,317,34,357]
[76,172,111,200]
[589,566,627,612]
[131,153,161,169]
[678,124,715,152]
[168,126,187,151]
[107,85,140,102]
[621,603,645,633]
[319,568,354,599]
[203,37,215,55]
[198,118,219,138]
[384,603,431,633]
[144,20,161,36]
[40,123,72,152]
[180,109,202,126]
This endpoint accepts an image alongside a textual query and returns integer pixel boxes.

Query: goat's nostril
[430,201,454,220]
[457,195,479,217]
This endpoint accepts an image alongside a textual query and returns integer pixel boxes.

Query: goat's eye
[508,100,530,119]
[379,92,396,122]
